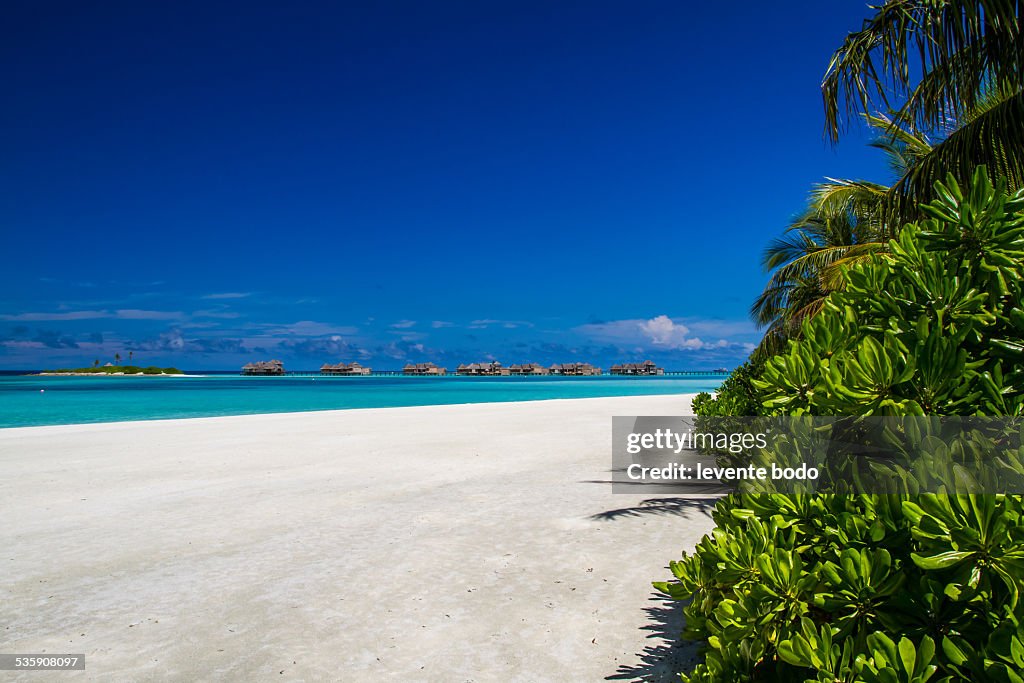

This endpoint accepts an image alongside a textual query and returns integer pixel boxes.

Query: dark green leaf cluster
[656,493,1024,682]
[693,361,765,419]
[756,168,1024,417]
[660,170,1024,681]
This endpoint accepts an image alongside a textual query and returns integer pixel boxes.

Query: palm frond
[889,87,1024,221]
[754,1,1022,360]
[822,0,1023,141]
[752,176,891,343]
[809,179,890,238]
[864,113,934,178]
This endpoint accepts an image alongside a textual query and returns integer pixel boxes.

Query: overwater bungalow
[242,360,285,376]
[456,361,509,376]
[403,362,447,375]
[509,363,550,376]
[609,360,664,376]
[550,362,601,376]
[320,362,371,376]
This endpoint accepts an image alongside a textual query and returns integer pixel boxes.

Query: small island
[38,364,183,376]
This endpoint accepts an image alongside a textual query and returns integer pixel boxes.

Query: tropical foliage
[691,360,764,418]
[660,169,1024,682]
[823,0,1024,217]
[666,4,1024,679]
[756,168,1024,418]
[754,0,1023,353]
[657,492,1024,682]
[750,115,929,357]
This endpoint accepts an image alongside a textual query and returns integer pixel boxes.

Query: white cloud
[114,309,186,320]
[257,320,360,337]
[681,319,758,337]
[638,315,727,350]
[0,310,109,321]
[577,314,748,351]
[192,309,242,319]
[201,292,252,300]
[0,340,48,349]
[390,320,417,329]
[468,319,534,329]
[0,309,184,321]
[161,330,186,350]
[640,315,698,349]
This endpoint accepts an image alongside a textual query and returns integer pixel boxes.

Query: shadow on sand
[606,592,700,682]
[591,497,714,680]
[589,496,718,521]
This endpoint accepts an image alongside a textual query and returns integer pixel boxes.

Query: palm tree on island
[114,352,121,366]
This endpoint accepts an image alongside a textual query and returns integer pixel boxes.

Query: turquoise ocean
[0,373,725,428]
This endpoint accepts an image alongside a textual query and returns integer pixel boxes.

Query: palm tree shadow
[606,593,700,682]
[590,497,717,521]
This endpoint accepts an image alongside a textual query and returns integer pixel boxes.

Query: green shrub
[693,360,765,418]
[656,492,1024,682]
[658,169,1024,682]
[755,168,1024,418]
[141,366,181,374]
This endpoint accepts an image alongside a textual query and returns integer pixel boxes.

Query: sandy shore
[0,395,718,682]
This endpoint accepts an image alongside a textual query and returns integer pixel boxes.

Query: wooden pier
[661,370,730,376]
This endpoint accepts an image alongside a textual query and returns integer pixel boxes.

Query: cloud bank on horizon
[0,2,882,371]
[0,289,756,370]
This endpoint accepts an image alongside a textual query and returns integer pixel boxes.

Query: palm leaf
[888,87,1024,222]
[822,0,1023,140]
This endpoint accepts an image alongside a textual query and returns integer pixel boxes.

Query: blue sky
[1,1,890,370]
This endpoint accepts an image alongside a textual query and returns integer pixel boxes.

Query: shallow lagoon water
[0,373,724,428]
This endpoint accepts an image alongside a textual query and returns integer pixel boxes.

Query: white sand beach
[0,395,718,682]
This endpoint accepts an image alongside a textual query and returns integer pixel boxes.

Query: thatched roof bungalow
[320,362,371,376]
[549,362,601,376]
[403,362,447,375]
[242,360,285,376]
[509,363,550,375]
[456,361,509,376]
[609,360,663,376]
